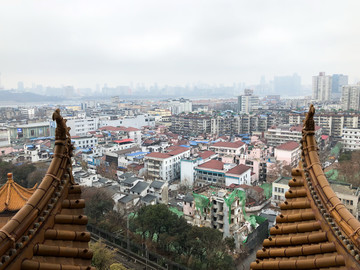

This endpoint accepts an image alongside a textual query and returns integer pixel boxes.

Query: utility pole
[127,213,130,251]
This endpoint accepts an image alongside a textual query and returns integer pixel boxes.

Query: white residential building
[194,160,253,186]
[71,135,98,149]
[99,114,155,129]
[237,95,259,114]
[23,144,50,162]
[66,117,99,137]
[265,125,321,147]
[312,72,332,101]
[341,83,360,111]
[168,98,192,114]
[145,147,191,182]
[342,128,360,151]
[272,176,292,207]
[274,141,301,168]
[209,141,246,158]
[180,151,217,186]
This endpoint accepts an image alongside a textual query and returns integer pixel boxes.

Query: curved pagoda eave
[0,109,94,270]
[251,104,360,270]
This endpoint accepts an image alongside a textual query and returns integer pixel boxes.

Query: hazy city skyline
[1,0,360,89]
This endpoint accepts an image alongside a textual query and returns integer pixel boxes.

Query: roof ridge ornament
[52,109,70,141]
[303,104,315,132]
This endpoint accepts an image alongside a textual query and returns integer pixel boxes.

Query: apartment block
[341,83,360,111]
[144,146,191,182]
[290,112,360,138]
[265,125,321,146]
[312,72,332,101]
[170,114,211,135]
[342,128,360,151]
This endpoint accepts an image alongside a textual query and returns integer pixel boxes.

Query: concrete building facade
[312,72,332,101]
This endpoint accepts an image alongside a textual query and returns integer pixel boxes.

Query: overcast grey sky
[1,0,359,89]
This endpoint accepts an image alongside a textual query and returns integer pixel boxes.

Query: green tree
[90,240,116,270]
[131,205,235,270]
[83,187,114,224]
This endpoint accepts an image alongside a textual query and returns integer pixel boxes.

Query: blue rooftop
[126,151,149,157]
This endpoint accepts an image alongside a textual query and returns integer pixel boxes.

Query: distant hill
[0,90,61,103]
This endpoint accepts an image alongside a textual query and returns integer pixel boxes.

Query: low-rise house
[330,181,360,218]
[141,194,157,206]
[116,194,140,214]
[183,193,195,219]
[271,176,291,207]
[274,141,300,168]
[180,150,217,187]
[74,171,99,187]
[119,176,142,193]
[23,144,50,162]
[148,180,168,204]
[71,135,98,150]
[195,160,252,187]
[225,164,252,186]
[130,181,149,197]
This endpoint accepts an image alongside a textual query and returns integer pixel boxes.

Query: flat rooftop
[330,181,359,196]
[194,185,231,198]
[274,176,292,185]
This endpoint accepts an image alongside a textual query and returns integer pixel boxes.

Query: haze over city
[1,0,360,90]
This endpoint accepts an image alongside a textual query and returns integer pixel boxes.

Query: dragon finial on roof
[303,104,315,131]
[52,109,68,140]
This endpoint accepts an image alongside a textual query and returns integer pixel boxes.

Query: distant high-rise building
[332,74,348,94]
[17,81,24,91]
[341,83,360,111]
[168,98,192,114]
[312,72,332,101]
[238,89,259,114]
[273,73,301,96]
[244,89,254,96]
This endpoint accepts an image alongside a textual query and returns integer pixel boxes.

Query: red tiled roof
[321,135,329,140]
[198,150,216,159]
[146,147,189,159]
[198,160,224,170]
[146,152,171,159]
[166,145,183,151]
[124,127,140,132]
[226,164,251,176]
[276,141,299,151]
[168,147,190,156]
[95,134,104,138]
[143,139,154,145]
[113,138,134,144]
[211,141,245,148]
[99,126,123,131]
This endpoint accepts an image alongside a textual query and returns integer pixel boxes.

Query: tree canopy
[131,204,236,270]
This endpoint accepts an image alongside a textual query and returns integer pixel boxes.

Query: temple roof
[251,105,360,269]
[0,109,94,270]
[0,173,37,213]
